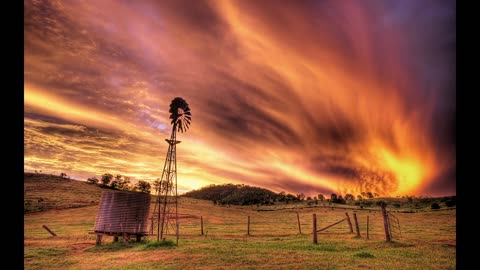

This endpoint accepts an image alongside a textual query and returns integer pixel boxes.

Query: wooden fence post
[247,216,250,236]
[345,213,353,233]
[313,214,318,244]
[42,225,57,236]
[381,203,391,241]
[353,212,361,237]
[297,212,302,234]
[366,216,370,239]
[201,216,204,235]
[176,222,179,246]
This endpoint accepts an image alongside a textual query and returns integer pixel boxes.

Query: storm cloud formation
[24,0,455,196]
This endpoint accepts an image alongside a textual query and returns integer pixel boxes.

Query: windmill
[150,97,191,244]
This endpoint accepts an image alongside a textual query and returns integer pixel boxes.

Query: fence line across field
[144,209,400,242]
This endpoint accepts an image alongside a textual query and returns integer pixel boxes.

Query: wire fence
[147,207,400,241]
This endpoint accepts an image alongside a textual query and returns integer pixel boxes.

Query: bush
[392,203,401,208]
[445,200,456,207]
[431,203,441,209]
[87,177,99,185]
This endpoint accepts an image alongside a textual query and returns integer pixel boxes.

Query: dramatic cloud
[24,0,455,196]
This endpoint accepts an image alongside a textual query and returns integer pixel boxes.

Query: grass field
[24,173,104,213]
[24,175,456,269]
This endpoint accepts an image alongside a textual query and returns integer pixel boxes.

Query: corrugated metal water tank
[94,191,151,234]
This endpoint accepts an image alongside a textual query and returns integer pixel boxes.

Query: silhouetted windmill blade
[169,97,191,133]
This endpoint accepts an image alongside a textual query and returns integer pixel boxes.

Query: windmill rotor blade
[168,97,191,133]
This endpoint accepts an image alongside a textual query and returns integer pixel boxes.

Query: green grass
[142,240,176,250]
[24,247,68,259]
[24,248,76,270]
[85,241,144,252]
[24,173,456,269]
[354,251,375,258]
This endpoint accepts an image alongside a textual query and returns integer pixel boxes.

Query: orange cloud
[24,0,455,197]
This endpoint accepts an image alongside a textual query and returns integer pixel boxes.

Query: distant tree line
[182,183,390,207]
[86,173,151,193]
[183,184,287,206]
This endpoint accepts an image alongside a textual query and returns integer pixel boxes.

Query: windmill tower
[150,97,191,244]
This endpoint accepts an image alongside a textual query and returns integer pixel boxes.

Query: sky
[24,0,456,197]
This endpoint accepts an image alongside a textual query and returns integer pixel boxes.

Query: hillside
[183,183,280,205]
[24,173,106,213]
[24,180,456,270]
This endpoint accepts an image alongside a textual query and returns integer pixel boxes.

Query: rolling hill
[24,173,106,213]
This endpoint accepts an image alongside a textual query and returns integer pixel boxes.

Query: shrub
[87,177,99,185]
[431,203,441,209]
[445,200,456,207]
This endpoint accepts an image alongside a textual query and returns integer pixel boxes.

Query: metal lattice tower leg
[150,124,180,245]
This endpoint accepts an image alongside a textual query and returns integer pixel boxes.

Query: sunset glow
[24,0,455,197]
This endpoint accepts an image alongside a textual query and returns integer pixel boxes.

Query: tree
[361,192,367,197]
[152,178,161,193]
[136,180,151,193]
[117,176,131,190]
[366,192,374,199]
[336,195,346,204]
[296,193,305,201]
[60,172,67,179]
[345,193,355,201]
[110,174,122,189]
[101,173,113,186]
[306,196,312,201]
[318,194,325,201]
[87,177,99,185]
[357,195,363,201]
[277,191,286,202]
[330,193,337,201]
[373,192,379,198]
[286,193,297,204]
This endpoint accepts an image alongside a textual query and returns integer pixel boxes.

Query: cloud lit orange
[24,0,455,197]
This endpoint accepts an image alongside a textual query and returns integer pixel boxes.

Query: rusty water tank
[94,190,151,234]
